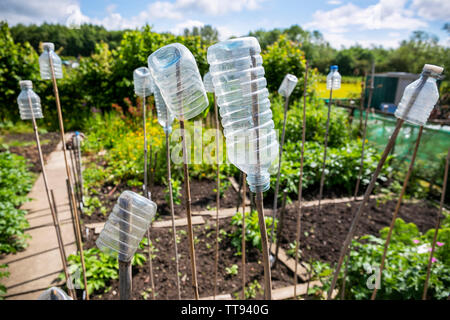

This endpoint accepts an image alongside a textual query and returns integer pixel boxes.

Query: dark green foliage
[0,151,33,254]
[313,218,450,300]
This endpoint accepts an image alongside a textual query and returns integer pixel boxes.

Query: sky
[0,0,449,48]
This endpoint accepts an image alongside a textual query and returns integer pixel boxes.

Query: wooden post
[327,73,430,299]
[249,47,272,300]
[213,93,221,299]
[354,62,375,199]
[318,88,333,212]
[176,60,199,300]
[119,196,132,300]
[422,148,449,300]
[274,192,287,264]
[241,172,247,300]
[47,50,89,300]
[294,61,308,298]
[166,132,181,299]
[270,94,290,257]
[371,126,424,300]
[27,93,75,299]
[142,92,156,300]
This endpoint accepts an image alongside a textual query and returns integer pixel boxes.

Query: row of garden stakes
[340,61,376,299]
[45,46,89,300]
[22,87,76,299]
[327,67,431,299]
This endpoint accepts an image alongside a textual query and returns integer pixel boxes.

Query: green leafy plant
[316,217,450,300]
[225,264,239,276]
[286,241,302,259]
[165,178,182,206]
[229,210,277,255]
[0,264,10,300]
[0,151,33,254]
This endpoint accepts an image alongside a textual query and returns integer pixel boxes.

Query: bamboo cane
[176,60,199,300]
[166,132,181,299]
[359,73,367,135]
[250,48,272,299]
[327,72,430,299]
[142,93,156,300]
[27,93,75,299]
[294,61,308,298]
[274,192,287,264]
[318,88,333,212]
[422,148,449,300]
[47,52,89,299]
[354,62,375,199]
[269,94,290,260]
[371,125,424,300]
[119,196,132,300]
[241,172,247,300]
[213,93,221,299]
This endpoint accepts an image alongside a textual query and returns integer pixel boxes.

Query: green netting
[354,110,450,168]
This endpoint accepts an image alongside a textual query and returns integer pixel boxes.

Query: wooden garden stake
[327,72,430,299]
[354,62,375,199]
[176,60,199,300]
[274,192,287,264]
[318,88,333,212]
[241,172,247,300]
[294,61,308,297]
[358,73,367,135]
[47,51,89,299]
[26,93,75,299]
[250,48,272,300]
[119,196,132,300]
[166,132,181,299]
[422,148,449,300]
[213,92,221,299]
[371,125,424,300]
[142,91,156,300]
[269,91,290,255]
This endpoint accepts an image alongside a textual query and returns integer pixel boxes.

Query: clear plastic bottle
[326,65,341,90]
[278,74,298,97]
[203,71,214,93]
[133,67,153,97]
[37,287,72,300]
[395,64,443,126]
[207,37,279,192]
[96,191,157,262]
[17,80,43,120]
[148,43,208,120]
[39,42,63,80]
[153,78,175,134]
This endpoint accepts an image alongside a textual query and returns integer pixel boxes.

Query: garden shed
[364,72,420,112]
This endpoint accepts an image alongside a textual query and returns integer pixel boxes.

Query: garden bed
[0,132,60,173]
[80,175,441,299]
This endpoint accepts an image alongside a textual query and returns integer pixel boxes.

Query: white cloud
[170,19,205,35]
[0,0,82,25]
[148,0,265,20]
[327,0,342,5]
[322,31,403,49]
[306,0,427,33]
[411,0,450,20]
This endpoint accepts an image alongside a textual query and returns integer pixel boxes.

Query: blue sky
[1,0,449,48]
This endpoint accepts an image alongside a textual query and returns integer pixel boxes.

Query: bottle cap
[423,64,443,75]
[42,42,55,51]
[19,80,32,89]
[330,65,338,71]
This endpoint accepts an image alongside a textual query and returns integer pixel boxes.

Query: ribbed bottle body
[133,67,153,97]
[278,74,298,97]
[148,43,208,120]
[17,88,43,120]
[153,80,175,134]
[395,77,439,126]
[96,191,157,262]
[39,51,63,80]
[207,37,278,192]
[326,68,341,90]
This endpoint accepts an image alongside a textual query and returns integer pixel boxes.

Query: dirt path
[0,136,77,300]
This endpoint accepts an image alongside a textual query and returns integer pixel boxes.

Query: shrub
[229,210,277,255]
